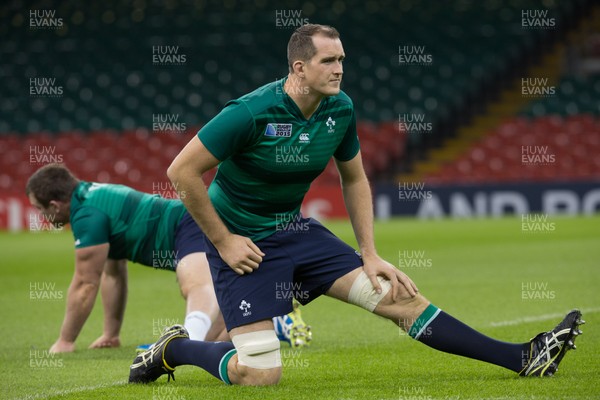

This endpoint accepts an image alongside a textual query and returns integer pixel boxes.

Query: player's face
[28,194,69,226]
[304,35,344,97]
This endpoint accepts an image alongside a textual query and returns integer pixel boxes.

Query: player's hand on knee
[393,268,419,299]
[363,255,418,300]
[49,339,76,354]
[216,234,265,275]
[88,334,121,349]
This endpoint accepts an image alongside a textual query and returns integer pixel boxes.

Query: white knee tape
[231,330,281,369]
[347,271,392,312]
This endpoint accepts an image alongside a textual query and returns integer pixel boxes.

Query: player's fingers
[411,278,419,294]
[245,252,262,266]
[241,260,259,272]
[396,269,417,297]
[240,254,261,270]
[367,273,383,295]
[246,239,265,258]
[384,270,400,301]
[231,266,245,275]
[238,263,255,274]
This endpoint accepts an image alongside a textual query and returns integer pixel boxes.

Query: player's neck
[284,75,322,120]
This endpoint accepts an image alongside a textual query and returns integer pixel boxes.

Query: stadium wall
[375,182,600,219]
[3,182,600,231]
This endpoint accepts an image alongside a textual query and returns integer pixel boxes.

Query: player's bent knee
[232,330,281,369]
[347,271,392,312]
[232,330,282,385]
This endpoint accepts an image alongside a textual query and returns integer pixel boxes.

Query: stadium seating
[0,120,406,193]
[0,0,585,133]
[1,0,596,191]
[426,114,600,184]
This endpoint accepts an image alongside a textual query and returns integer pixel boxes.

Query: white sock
[184,311,212,341]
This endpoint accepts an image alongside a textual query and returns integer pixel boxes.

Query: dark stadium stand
[0,0,598,197]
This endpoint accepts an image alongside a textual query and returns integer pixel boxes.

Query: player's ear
[292,60,305,78]
[47,200,61,212]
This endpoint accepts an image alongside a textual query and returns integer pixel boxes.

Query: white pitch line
[15,380,126,400]
[488,307,600,328]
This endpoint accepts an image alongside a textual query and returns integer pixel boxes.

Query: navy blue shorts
[205,217,363,331]
[173,211,209,269]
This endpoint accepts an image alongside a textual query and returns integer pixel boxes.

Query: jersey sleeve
[333,109,360,161]
[197,100,256,161]
[70,206,110,248]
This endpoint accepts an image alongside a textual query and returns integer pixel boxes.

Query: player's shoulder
[76,181,128,199]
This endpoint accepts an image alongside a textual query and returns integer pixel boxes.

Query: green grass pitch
[1,216,598,399]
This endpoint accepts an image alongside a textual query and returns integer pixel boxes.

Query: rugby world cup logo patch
[265,123,292,137]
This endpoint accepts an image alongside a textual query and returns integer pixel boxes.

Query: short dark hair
[26,164,80,207]
[287,24,340,72]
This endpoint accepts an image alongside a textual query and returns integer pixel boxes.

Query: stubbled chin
[324,86,341,96]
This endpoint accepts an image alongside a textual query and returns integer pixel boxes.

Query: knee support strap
[231,330,281,369]
[347,271,392,312]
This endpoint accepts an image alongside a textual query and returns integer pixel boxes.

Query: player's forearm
[100,265,127,337]
[168,166,231,246]
[342,176,377,258]
[59,279,100,342]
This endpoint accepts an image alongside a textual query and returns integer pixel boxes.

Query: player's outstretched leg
[519,309,584,376]
[327,268,582,376]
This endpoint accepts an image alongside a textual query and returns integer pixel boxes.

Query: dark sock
[409,304,529,372]
[164,339,236,384]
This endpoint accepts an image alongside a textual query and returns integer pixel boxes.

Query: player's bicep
[335,151,367,185]
[74,243,110,285]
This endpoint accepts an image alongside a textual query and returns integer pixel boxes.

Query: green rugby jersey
[198,78,360,242]
[69,181,187,267]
